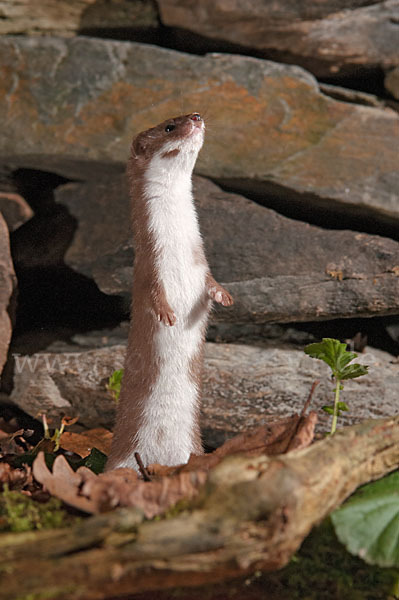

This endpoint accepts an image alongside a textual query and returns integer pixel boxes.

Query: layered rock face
[1,1,399,441]
[51,175,399,323]
[158,0,399,78]
[1,36,398,216]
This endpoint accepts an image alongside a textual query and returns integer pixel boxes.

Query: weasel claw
[158,310,177,326]
[221,292,234,306]
[209,286,234,307]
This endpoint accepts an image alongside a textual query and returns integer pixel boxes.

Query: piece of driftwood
[1,416,399,600]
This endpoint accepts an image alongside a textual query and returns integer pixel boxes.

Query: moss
[158,498,194,520]
[14,587,80,600]
[0,485,79,533]
[277,518,398,600]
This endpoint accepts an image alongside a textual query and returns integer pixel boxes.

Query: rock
[55,176,132,296]
[158,0,399,78]
[54,175,399,323]
[11,206,76,270]
[0,192,33,231]
[201,342,397,446]
[385,67,399,100]
[11,345,126,429]
[10,337,399,447]
[0,213,16,376]
[1,36,398,222]
[318,84,384,108]
[0,0,158,36]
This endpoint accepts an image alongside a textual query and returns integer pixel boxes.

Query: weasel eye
[165,123,175,132]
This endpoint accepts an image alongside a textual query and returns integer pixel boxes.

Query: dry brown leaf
[286,411,318,452]
[0,429,26,456]
[80,468,139,512]
[0,462,32,489]
[59,428,113,458]
[61,416,79,427]
[149,411,318,477]
[214,411,318,457]
[32,453,207,518]
[32,453,96,513]
[78,467,208,517]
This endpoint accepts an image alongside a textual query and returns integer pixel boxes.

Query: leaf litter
[1,396,317,523]
[32,409,318,519]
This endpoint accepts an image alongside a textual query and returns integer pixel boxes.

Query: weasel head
[130,113,205,171]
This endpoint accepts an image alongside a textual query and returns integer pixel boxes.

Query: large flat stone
[9,335,399,446]
[202,342,398,446]
[1,36,398,221]
[10,344,126,429]
[54,175,399,323]
[159,0,399,78]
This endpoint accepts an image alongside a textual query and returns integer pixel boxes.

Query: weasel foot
[208,285,234,307]
[157,308,177,326]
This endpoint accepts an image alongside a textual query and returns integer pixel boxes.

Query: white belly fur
[132,167,209,467]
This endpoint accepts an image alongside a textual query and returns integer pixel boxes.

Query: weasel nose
[190,113,202,121]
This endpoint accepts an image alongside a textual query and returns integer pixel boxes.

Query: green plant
[331,471,399,569]
[280,517,397,599]
[0,485,76,532]
[107,369,124,402]
[331,470,399,597]
[304,338,368,434]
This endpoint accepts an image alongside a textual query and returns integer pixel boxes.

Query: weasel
[106,113,233,471]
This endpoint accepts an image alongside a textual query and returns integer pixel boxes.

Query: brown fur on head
[131,113,204,160]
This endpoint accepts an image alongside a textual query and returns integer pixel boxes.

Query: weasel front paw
[157,308,177,326]
[208,285,234,307]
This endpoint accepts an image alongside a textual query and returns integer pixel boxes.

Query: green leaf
[322,406,334,415]
[79,447,107,474]
[304,338,368,382]
[12,450,55,470]
[304,338,349,377]
[107,369,124,402]
[304,339,343,373]
[331,471,399,567]
[340,363,369,381]
[336,402,349,412]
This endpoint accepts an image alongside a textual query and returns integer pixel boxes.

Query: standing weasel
[106,113,233,471]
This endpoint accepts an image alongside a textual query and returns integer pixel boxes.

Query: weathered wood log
[1,416,399,600]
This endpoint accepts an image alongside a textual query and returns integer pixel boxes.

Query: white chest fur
[127,153,209,468]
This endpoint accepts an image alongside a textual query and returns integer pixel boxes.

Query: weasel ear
[132,135,148,159]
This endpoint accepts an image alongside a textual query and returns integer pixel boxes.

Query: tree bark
[1,416,399,600]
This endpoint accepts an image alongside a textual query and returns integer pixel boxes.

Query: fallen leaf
[0,462,32,489]
[0,429,26,456]
[61,416,79,428]
[33,453,96,514]
[59,428,113,458]
[326,268,343,281]
[285,411,318,452]
[84,468,207,517]
[32,452,206,518]
[149,411,318,476]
